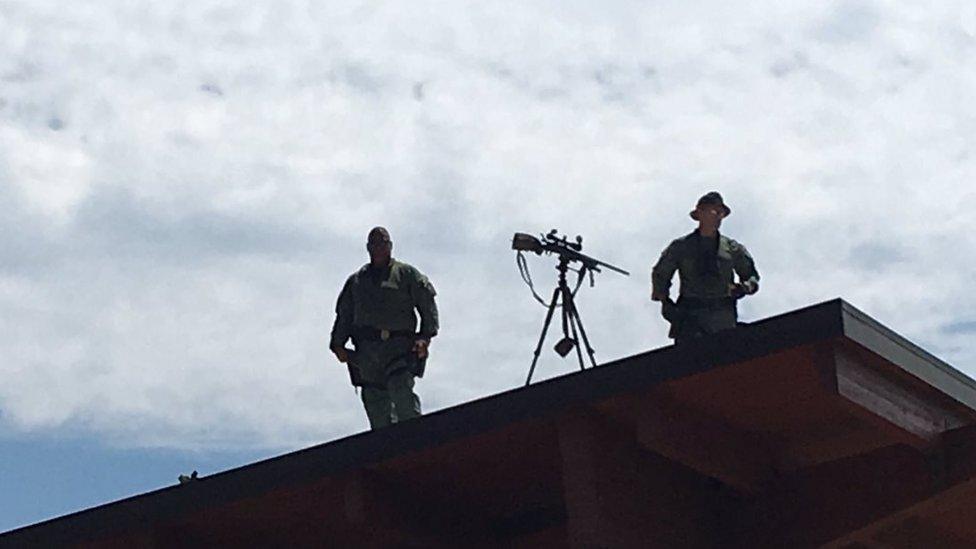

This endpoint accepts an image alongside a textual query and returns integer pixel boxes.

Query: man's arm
[330,277,355,362]
[651,241,680,301]
[409,270,439,359]
[730,242,760,297]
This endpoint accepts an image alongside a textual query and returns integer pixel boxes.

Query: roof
[4,298,976,547]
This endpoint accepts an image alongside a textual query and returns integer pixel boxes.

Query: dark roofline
[4,298,975,545]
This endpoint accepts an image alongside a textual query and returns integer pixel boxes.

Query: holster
[413,355,427,378]
[388,352,427,379]
[347,347,428,388]
[345,350,365,387]
[662,298,685,339]
[346,363,363,387]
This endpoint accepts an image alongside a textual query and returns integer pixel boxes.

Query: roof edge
[10,298,970,544]
[839,299,976,411]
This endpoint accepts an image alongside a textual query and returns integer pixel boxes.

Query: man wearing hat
[330,227,439,429]
[651,192,760,343]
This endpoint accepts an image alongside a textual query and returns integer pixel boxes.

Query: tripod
[525,256,598,386]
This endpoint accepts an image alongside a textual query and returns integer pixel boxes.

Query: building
[4,299,976,548]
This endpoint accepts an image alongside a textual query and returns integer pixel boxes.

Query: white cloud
[1,127,91,221]
[1,0,975,451]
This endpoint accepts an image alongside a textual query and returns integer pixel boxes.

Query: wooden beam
[557,411,634,548]
[779,343,971,468]
[834,345,967,442]
[556,411,717,548]
[820,476,976,549]
[342,469,494,548]
[754,443,933,547]
[628,392,779,493]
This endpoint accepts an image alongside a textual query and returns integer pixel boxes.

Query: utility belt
[662,296,736,341]
[676,295,735,310]
[351,326,417,343]
[346,327,427,388]
[344,344,428,389]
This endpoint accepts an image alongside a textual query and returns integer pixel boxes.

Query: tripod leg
[525,286,561,386]
[563,289,587,372]
[567,296,599,368]
[560,286,571,341]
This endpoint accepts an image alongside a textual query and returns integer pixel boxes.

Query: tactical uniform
[330,259,438,429]
[652,193,759,343]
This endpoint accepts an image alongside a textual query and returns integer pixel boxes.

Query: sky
[2,0,976,532]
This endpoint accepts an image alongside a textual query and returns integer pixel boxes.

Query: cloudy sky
[2,0,976,531]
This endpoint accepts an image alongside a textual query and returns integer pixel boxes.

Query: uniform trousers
[351,337,422,429]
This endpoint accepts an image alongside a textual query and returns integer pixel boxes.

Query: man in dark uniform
[330,227,439,429]
[651,192,760,343]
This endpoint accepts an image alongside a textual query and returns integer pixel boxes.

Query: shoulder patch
[726,237,745,252]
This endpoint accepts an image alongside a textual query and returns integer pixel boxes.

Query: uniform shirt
[330,259,439,349]
[651,230,760,300]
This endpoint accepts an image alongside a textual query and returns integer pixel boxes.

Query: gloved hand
[729,283,748,299]
[332,346,351,363]
[412,339,430,359]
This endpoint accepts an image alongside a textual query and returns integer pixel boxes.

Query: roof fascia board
[840,301,976,411]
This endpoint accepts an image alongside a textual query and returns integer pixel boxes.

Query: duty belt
[352,326,416,342]
[677,296,735,309]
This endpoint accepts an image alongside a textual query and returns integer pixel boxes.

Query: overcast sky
[2,0,976,530]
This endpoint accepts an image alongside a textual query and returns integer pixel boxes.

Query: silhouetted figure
[651,192,760,343]
[330,227,439,429]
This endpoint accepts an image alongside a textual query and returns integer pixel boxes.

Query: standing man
[651,192,760,344]
[330,227,439,429]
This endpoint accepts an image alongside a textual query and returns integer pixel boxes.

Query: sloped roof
[4,299,976,547]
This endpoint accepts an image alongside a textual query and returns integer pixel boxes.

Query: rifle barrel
[547,245,629,276]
